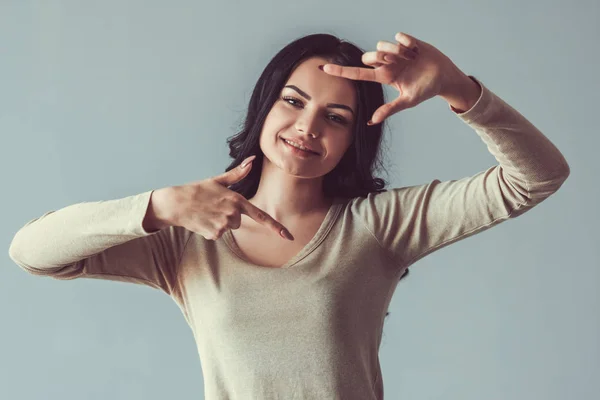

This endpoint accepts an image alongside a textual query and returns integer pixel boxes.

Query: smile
[281,138,319,156]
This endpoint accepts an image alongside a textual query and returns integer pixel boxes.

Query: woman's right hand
[150,155,294,241]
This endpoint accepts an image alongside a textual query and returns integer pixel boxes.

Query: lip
[281,138,319,157]
[281,138,320,155]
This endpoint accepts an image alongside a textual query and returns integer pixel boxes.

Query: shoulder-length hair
[224,33,392,200]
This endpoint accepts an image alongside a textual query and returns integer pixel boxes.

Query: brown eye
[282,96,348,125]
[282,96,301,107]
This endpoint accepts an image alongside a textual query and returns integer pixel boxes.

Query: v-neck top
[222,197,344,269]
[9,76,570,400]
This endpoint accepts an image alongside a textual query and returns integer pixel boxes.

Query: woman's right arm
[8,189,193,296]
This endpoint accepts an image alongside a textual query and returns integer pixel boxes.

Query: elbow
[8,235,45,276]
[8,236,22,265]
[8,241,35,275]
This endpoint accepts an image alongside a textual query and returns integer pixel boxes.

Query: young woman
[9,32,570,399]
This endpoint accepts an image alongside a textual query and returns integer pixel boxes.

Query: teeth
[284,139,313,153]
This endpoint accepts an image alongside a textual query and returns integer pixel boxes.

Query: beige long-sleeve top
[8,76,570,400]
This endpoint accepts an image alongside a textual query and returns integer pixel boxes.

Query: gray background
[1,0,597,399]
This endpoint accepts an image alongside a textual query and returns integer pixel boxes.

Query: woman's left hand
[321,32,468,125]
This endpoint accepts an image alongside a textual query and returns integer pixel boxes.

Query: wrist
[143,187,174,232]
[440,72,482,113]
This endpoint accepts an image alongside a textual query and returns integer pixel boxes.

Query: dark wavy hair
[223,33,411,304]
[224,32,392,200]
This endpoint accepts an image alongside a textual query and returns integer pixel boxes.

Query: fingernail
[318,65,324,71]
[367,120,374,126]
[241,155,256,168]
[280,228,294,241]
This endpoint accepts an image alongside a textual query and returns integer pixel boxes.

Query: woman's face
[259,56,358,180]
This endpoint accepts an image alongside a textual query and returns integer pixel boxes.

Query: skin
[246,56,358,226]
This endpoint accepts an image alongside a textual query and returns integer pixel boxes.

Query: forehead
[284,57,357,107]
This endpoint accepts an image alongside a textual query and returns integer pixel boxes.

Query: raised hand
[321,32,467,125]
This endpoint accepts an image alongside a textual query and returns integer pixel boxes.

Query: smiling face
[259,56,358,180]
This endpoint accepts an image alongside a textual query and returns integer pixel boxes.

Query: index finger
[322,64,380,83]
[239,198,294,240]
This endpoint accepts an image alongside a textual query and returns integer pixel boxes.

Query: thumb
[213,155,257,186]
[370,97,414,124]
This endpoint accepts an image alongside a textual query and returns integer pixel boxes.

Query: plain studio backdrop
[0,1,596,399]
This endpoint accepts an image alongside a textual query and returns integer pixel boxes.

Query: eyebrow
[283,85,354,115]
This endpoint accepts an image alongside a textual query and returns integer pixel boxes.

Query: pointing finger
[239,199,295,241]
[322,64,380,83]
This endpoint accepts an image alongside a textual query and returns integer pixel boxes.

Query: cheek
[324,136,351,161]
[263,108,293,135]
[270,101,291,117]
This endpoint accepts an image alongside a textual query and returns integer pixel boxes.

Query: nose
[294,109,322,138]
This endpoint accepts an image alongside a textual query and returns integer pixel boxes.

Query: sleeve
[8,190,194,297]
[352,76,570,270]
